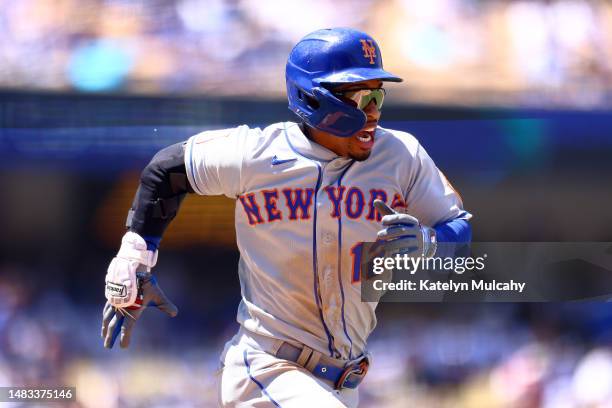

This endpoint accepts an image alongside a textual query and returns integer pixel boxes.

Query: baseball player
[101,28,472,407]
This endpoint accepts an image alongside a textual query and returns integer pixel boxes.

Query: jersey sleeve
[184,125,249,197]
[405,143,471,227]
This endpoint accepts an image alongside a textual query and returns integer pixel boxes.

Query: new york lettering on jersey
[238,187,407,225]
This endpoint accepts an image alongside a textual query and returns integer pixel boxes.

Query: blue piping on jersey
[283,123,337,357]
[243,349,282,407]
[313,163,337,357]
[337,161,355,359]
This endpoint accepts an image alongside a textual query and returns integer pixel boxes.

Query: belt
[244,329,369,390]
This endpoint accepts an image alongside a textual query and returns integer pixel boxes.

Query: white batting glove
[102,231,177,349]
[373,200,437,258]
[105,231,158,308]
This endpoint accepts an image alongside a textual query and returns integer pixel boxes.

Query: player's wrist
[421,225,437,258]
[117,231,158,271]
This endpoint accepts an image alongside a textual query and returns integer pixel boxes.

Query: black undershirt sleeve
[126,141,194,248]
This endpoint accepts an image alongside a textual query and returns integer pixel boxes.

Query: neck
[302,123,331,147]
[301,123,312,139]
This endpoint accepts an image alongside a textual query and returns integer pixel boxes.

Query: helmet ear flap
[288,82,366,137]
[308,87,366,137]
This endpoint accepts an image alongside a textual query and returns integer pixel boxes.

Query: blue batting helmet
[286,28,402,137]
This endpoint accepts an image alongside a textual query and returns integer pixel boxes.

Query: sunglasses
[333,88,386,110]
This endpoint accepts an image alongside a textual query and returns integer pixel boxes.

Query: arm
[101,142,191,349]
[126,141,193,250]
[434,217,471,243]
[375,139,472,259]
[102,126,251,349]
[433,216,472,258]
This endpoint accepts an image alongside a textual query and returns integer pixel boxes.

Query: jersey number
[350,242,364,283]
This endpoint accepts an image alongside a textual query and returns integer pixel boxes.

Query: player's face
[311,79,383,161]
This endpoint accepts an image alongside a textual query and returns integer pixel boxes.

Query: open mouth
[357,133,372,143]
[353,121,377,150]
[354,130,375,151]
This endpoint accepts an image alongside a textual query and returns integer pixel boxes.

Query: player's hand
[102,271,178,348]
[373,200,437,258]
[102,231,177,348]
[105,231,159,308]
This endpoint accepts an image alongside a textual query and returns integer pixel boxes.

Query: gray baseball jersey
[185,121,469,360]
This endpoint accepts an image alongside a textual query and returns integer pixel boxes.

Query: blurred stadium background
[1,0,612,407]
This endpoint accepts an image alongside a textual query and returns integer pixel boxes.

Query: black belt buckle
[335,356,370,390]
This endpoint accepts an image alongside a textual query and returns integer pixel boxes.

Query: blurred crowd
[0,0,611,107]
[1,273,612,407]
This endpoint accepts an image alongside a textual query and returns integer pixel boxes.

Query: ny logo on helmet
[360,39,376,64]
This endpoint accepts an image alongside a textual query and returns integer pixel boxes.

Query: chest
[237,158,407,228]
